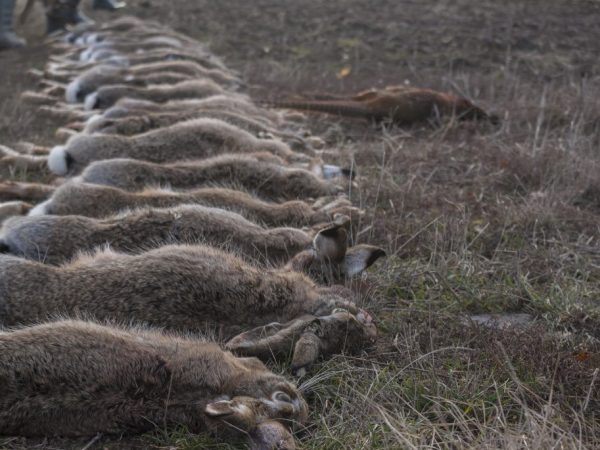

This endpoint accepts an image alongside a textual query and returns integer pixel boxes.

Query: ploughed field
[1,0,600,448]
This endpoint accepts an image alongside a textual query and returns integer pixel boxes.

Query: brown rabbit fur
[83,109,297,143]
[48,119,305,175]
[54,46,229,72]
[65,61,239,103]
[84,79,228,110]
[0,204,312,266]
[45,47,227,76]
[20,181,358,226]
[0,243,373,338]
[53,71,191,102]
[62,40,191,65]
[0,319,306,444]
[103,95,281,124]
[41,94,277,129]
[77,153,341,200]
[69,19,211,47]
[0,204,381,279]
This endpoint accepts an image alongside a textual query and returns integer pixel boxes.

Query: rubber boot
[46,0,93,34]
[0,0,26,50]
[93,0,126,11]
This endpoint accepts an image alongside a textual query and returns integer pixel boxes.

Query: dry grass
[1,0,599,448]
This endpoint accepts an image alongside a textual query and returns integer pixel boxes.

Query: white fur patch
[65,79,81,104]
[83,114,104,133]
[85,33,99,45]
[106,55,129,67]
[28,200,50,216]
[89,49,115,63]
[84,113,102,126]
[321,164,342,180]
[80,47,93,62]
[84,92,99,111]
[48,146,69,175]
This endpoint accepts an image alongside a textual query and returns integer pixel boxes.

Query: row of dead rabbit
[0,16,386,449]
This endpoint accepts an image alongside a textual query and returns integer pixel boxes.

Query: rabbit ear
[313,222,347,263]
[342,245,386,277]
[290,331,322,377]
[226,322,291,361]
[204,400,236,417]
[250,420,296,450]
[227,321,288,350]
[227,318,312,361]
[204,398,261,433]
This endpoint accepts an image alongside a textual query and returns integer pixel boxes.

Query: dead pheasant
[264,85,497,125]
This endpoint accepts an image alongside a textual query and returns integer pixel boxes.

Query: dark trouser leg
[93,0,126,11]
[0,0,26,50]
[46,0,93,34]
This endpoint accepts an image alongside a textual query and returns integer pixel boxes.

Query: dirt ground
[1,0,600,448]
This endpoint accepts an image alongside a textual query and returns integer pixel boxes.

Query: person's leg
[92,0,126,11]
[0,0,26,50]
[46,0,92,34]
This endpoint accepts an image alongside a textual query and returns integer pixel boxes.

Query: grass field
[1,0,599,448]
